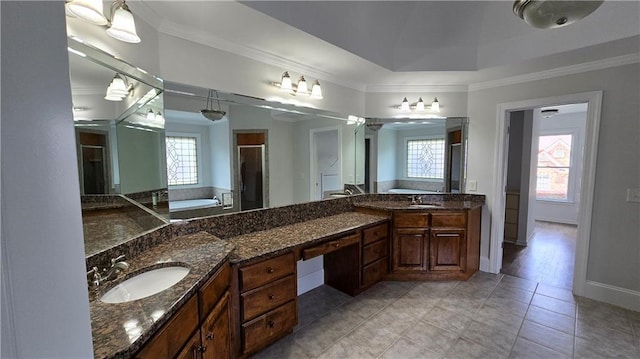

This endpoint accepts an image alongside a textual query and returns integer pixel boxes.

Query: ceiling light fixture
[396,97,441,113]
[513,0,604,29]
[65,0,141,43]
[104,73,131,101]
[200,90,226,121]
[272,72,324,100]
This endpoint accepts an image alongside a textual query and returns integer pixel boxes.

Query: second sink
[100,266,190,304]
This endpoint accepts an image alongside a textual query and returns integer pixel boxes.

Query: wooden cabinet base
[385,269,475,281]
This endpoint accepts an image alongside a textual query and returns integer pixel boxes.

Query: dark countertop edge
[228,214,390,265]
[93,233,234,359]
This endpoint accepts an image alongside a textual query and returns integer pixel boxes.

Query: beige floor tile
[403,320,459,355]
[339,296,388,320]
[490,284,535,304]
[389,296,438,318]
[438,296,484,317]
[367,304,421,335]
[422,306,473,335]
[509,337,570,359]
[498,275,539,292]
[474,304,525,332]
[575,335,639,359]
[534,283,576,303]
[444,338,508,359]
[482,295,530,318]
[530,293,576,317]
[344,320,401,357]
[518,320,573,356]
[461,320,518,356]
[250,336,312,359]
[525,305,575,335]
[576,318,637,356]
[316,337,376,359]
[381,337,444,359]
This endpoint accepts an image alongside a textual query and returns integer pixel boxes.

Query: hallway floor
[502,221,577,289]
[251,274,640,358]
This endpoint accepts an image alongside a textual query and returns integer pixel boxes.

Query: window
[536,134,572,201]
[166,135,199,186]
[406,138,445,179]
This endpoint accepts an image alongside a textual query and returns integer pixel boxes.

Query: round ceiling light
[513,0,604,29]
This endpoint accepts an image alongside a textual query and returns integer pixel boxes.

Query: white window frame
[404,135,446,180]
[535,128,579,203]
[165,132,202,188]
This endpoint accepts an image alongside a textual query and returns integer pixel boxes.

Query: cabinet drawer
[362,239,388,265]
[363,223,388,245]
[241,275,296,322]
[135,296,198,359]
[431,212,466,228]
[362,257,388,288]
[242,300,297,355]
[394,213,429,228]
[240,252,295,292]
[302,233,360,260]
[199,261,231,320]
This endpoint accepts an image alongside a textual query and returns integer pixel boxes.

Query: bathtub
[169,199,220,212]
[387,188,439,194]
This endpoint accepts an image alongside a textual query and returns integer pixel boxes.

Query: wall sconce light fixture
[66,0,141,43]
[272,72,323,99]
[396,97,441,113]
[145,109,165,127]
[104,73,132,101]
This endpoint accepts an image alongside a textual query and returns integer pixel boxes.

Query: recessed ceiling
[132,1,640,87]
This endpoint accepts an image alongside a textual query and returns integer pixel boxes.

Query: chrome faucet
[344,188,353,195]
[409,195,423,204]
[87,255,129,287]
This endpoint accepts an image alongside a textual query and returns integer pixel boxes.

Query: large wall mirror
[68,38,168,256]
[69,37,468,258]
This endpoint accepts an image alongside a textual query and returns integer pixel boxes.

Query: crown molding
[152,19,367,92]
[469,53,640,92]
[366,84,469,93]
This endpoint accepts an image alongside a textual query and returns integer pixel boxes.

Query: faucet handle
[111,255,126,265]
[87,267,101,287]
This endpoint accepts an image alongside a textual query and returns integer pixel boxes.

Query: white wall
[467,63,640,292]
[117,126,166,193]
[535,111,587,225]
[1,1,94,357]
[376,128,397,183]
[210,120,231,190]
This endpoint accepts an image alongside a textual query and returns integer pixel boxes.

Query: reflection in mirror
[67,37,168,257]
[163,82,366,220]
[365,117,468,194]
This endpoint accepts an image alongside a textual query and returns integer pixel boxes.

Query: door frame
[489,91,602,297]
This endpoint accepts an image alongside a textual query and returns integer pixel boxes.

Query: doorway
[77,131,111,194]
[235,131,267,211]
[489,91,602,296]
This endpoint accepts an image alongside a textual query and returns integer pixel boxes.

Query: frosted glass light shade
[296,76,309,96]
[514,0,603,29]
[106,4,141,43]
[400,97,410,111]
[430,98,440,113]
[280,72,292,92]
[416,97,425,111]
[66,0,107,25]
[310,80,323,99]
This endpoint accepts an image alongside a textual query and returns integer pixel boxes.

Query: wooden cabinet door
[429,229,465,271]
[176,331,202,359]
[201,291,232,359]
[392,229,428,272]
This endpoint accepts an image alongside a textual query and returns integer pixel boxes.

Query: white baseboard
[297,270,324,296]
[582,280,640,312]
[535,216,578,225]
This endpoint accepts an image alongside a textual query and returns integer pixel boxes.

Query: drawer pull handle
[268,294,275,300]
[333,242,340,248]
[205,332,214,340]
[198,345,207,353]
[268,320,275,328]
[267,267,275,273]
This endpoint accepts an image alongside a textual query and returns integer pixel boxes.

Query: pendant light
[200,90,226,121]
[65,0,108,25]
[513,0,604,29]
[106,0,141,43]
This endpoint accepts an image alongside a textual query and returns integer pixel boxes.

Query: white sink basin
[100,266,190,304]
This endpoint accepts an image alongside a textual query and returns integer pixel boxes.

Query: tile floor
[251,274,640,359]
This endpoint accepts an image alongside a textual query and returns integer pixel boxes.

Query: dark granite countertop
[89,232,234,359]
[227,212,390,264]
[354,200,484,211]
